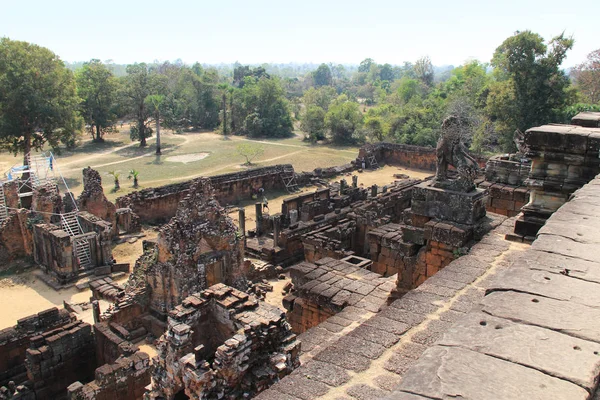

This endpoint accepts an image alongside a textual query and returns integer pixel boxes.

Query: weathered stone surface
[411,183,487,225]
[482,291,600,343]
[391,346,587,399]
[523,249,600,284]
[485,266,600,308]
[292,360,351,387]
[438,312,600,390]
[346,383,390,400]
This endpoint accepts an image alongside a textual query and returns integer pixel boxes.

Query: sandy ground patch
[340,165,433,188]
[112,227,159,266]
[0,228,155,330]
[165,153,209,163]
[263,275,291,312]
[0,270,106,330]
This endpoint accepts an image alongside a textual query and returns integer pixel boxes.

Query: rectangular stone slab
[393,346,588,399]
[524,250,600,284]
[411,182,487,225]
[438,311,600,390]
[485,266,600,308]
[481,291,600,343]
[532,234,600,263]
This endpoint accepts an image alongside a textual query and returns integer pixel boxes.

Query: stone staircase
[0,184,7,224]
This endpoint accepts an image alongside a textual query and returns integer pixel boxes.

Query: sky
[2,0,599,68]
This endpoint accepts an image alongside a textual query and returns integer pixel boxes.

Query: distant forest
[1,31,599,162]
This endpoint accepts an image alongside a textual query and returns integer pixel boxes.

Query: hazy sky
[2,0,599,68]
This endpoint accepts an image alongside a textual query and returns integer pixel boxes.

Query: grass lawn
[0,127,360,202]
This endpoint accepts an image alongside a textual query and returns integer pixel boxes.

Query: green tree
[236,77,293,138]
[487,31,574,150]
[127,169,140,188]
[0,38,81,164]
[358,58,375,73]
[414,56,434,86]
[380,63,395,82]
[325,95,363,144]
[123,63,155,146]
[300,105,326,142]
[364,117,384,142]
[572,48,600,104]
[313,63,333,87]
[302,87,337,111]
[145,94,165,154]
[236,143,264,165]
[108,170,121,191]
[76,59,118,142]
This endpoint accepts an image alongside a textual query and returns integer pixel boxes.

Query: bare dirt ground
[0,228,155,330]
[263,274,291,312]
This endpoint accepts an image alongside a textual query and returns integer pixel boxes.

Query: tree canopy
[0,38,81,163]
[76,59,118,142]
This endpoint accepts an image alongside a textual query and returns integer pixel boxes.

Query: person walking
[262,195,269,213]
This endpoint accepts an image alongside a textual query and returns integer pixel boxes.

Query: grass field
[0,127,361,202]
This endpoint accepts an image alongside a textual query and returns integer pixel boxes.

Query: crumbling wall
[358,143,437,171]
[94,322,139,367]
[126,178,244,320]
[32,223,76,283]
[115,208,140,234]
[357,142,486,171]
[31,185,62,223]
[2,181,19,209]
[116,165,293,225]
[302,219,356,262]
[513,124,600,240]
[480,155,530,217]
[67,352,151,400]
[479,181,529,217]
[25,320,96,399]
[77,168,117,237]
[147,284,300,400]
[0,308,74,388]
[277,180,418,266]
[0,209,32,266]
[78,212,113,268]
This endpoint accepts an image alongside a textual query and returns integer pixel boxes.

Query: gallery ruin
[0,112,600,399]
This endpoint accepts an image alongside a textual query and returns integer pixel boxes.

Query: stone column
[273,216,280,247]
[92,300,100,324]
[371,184,378,197]
[340,179,346,194]
[352,175,358,188]
[238,208,246,236]
[255,203,263,235]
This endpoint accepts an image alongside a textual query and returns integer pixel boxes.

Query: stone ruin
[77,168,118,237]
[7,113,600,399]
[125,177,244,319]
[0,159,121,285]
[147,284,299,399]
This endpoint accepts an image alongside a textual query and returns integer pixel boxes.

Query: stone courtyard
[1,112,600,399]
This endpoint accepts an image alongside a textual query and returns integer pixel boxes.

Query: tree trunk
[222,93,228,137]
[139,103,147,147]
[95,125,103,142]
[230,94,235,133]
[23,131,31,166]
[156,113,161,155]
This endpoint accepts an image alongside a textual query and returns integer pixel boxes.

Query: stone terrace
[256,216,528,399]
[387,175,600,399]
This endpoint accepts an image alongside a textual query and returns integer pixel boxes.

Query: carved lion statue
[433,115,480,192]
